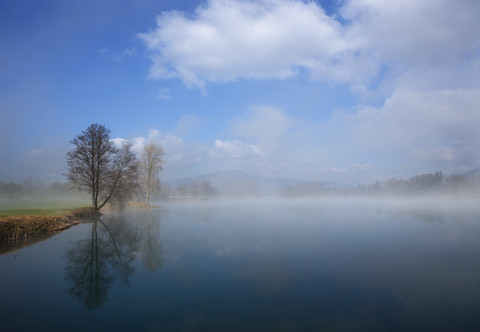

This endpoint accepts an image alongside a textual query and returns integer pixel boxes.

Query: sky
[1,0,479,185]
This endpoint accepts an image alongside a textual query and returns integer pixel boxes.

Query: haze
[1,0,479,186]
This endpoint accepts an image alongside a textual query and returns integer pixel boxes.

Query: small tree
[65,123,138,211]
[140,142,165,205]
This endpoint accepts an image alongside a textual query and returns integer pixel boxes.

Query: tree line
[3,169,478,201]
[0,178,79,198]
[165,172,479,198]
[359,171,480,196]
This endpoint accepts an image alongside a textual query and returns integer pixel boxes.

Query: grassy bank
[0,207,100,245]
[0,208,78,218]
[0,196,90,218]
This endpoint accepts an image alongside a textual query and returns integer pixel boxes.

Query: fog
[130,198,480,315]
[159,169,480,201]
[155,195,480,222]
[2,166,479,211]
[0,178,89,210]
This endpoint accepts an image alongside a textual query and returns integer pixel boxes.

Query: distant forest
[0,177,84,199]
[358,171,480,196]
[2,170,478,200]
[163,171,479,198]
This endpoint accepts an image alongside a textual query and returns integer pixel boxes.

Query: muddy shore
[0,208,101,254]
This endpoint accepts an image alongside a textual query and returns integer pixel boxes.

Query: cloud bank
[9,1,478,184]
[133,0,480,182]
[139,0,480,90]
[138,0,376,90]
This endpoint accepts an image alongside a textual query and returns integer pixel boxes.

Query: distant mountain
[167,170,302,189]
[463,167,480,179]
[165,170,353,196]
[321,181,356,189]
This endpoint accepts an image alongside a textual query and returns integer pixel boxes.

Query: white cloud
[144,129,187,159]
[97,0,480,184]
[212,139,265,159]
[112,135,148,154]
[353,88,480,149]
[411,147,456,163]
[111,83,480,182]
[232,105,290,142]
[115,129,212,179]
[326,88,480,175]
[394,58,480,91]
[114,129,186,158]
[174,114,201,137]
[341,0,480,65]
[138,0,371,89]
[138,0,480,92]
[111,137,127,148]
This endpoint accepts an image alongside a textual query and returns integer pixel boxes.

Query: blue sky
[1,0,479,184]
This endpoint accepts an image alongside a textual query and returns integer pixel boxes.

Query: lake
[1,198,480,331]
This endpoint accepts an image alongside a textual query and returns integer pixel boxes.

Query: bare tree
[65,123,138,211]
[140,142,165,205]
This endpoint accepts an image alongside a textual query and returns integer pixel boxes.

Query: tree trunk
[92,195,97,211]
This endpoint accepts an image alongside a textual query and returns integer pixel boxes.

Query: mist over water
[2,198,480,330]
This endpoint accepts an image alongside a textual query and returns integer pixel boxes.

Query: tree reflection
[139,210,164,273]
[64,217,137,309]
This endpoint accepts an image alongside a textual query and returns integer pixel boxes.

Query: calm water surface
[1,198,480,331]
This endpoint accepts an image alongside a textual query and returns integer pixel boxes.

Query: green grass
[0,208,79,218]
[0,197,91,218]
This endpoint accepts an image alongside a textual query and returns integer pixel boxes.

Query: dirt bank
[0,207,101,243]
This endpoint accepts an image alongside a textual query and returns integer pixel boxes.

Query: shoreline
[0,204,163,255]
[0,207,101,244]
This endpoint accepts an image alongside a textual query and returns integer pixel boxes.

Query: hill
[464,167,480,179]
[165,170,352,197]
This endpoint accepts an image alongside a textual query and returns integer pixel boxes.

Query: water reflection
[7,199,476,329]
[64,211,164,309]
[139,210,164,273]
[367,198,480,225]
